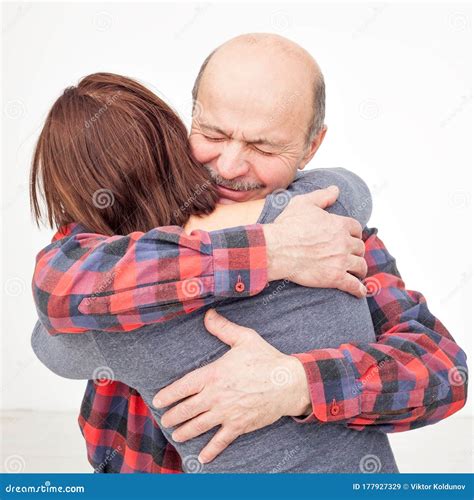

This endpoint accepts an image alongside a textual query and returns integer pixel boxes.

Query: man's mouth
[216,185,256,203]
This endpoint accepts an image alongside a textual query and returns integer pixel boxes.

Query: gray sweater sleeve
[31,321,110,380]
[259,167,372,226]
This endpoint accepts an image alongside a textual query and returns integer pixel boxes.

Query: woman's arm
[31,321,104,380]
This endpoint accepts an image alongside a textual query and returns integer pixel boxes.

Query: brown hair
[30,72,218,235]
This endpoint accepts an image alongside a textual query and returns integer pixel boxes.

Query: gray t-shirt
[32,168,398,473]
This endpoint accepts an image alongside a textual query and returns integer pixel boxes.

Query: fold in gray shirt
[32,167,398,473]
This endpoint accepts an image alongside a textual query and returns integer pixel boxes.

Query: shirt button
[330,400,340,416]
[235,276,245,293]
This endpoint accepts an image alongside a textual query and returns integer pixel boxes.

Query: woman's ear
[299,125,328,170]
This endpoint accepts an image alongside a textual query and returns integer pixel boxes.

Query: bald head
[192,33,325,143]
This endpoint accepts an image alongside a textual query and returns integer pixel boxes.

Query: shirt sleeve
[291,227,468,431]
[33,223,267,334]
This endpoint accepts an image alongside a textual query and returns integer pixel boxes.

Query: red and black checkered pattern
[34,225,468,472]
[33,222,267,334]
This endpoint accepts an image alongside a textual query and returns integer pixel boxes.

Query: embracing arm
[33,178,368,335]
[33,223,267,335]
[293,227,468,431]
[149,173,467,462]
[280,170,468,429]
[150,227,468,464]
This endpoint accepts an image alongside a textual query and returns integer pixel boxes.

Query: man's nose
[215,141,250,180]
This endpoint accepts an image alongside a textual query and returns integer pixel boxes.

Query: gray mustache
[204,164,264,191]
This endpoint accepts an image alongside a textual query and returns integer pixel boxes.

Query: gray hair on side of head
[305,71,325,146]
[191,47,326,146]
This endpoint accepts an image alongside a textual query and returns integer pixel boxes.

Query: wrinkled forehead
[196,50,314,143]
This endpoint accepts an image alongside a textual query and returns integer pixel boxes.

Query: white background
[1,0,472,471]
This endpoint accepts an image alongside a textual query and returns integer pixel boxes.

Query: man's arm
[153,227,468,463]
[291,227,468,431]
[33,187,367,334]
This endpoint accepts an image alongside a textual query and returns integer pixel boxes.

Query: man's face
[189,60,322,204]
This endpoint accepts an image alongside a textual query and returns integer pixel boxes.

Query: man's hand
[153,309,311,464]
[264,186,367,297]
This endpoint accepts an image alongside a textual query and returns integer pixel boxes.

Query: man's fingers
[351,237,366,257]
[303,185,339,210]
[340,274,367,298]
[198,427,239,464]
[347,255,368,280]
[345,218,363,239]
[161,394,210,428]
[172,412,219,442]
[204,309,250,346]
[153,369,205,408]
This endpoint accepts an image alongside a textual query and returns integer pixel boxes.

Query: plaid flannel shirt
[32,224,468,473]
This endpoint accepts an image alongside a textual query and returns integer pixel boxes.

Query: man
[33,33,467,472]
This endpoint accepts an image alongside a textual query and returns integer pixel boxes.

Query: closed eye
[204,135,226,142]
[253,146,275,157]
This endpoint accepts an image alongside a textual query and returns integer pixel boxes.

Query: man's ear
[299,125,327,170]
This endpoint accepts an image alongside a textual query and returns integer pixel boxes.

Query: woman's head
[30,72,218,235]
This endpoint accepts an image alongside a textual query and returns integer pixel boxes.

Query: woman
[30,72,219,236]
[31,73,398,473]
